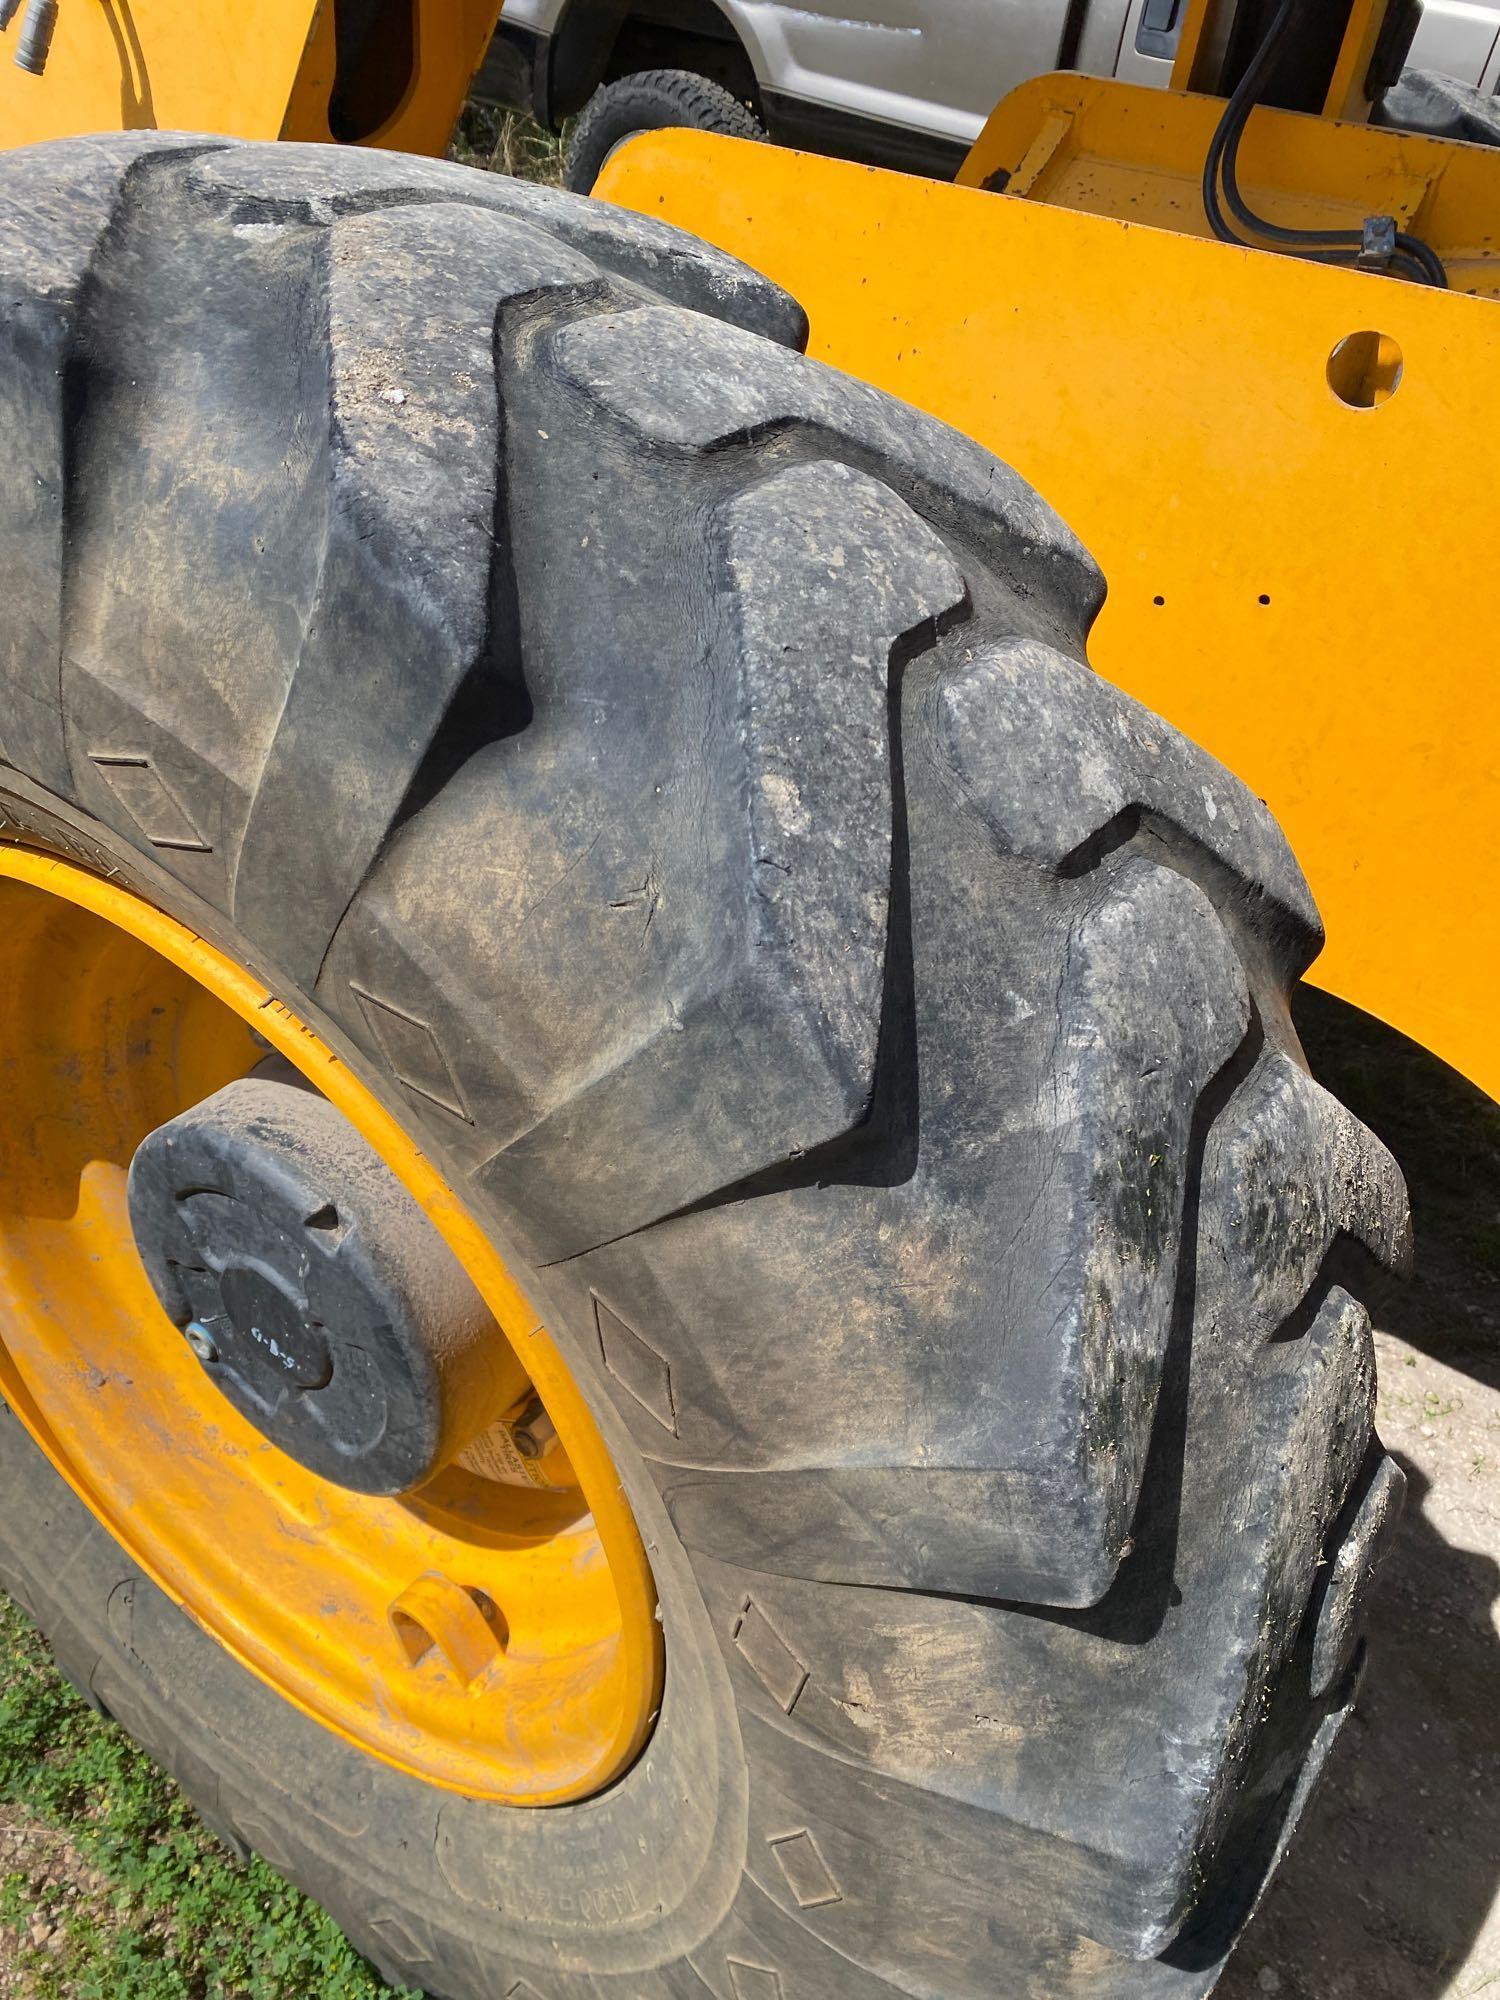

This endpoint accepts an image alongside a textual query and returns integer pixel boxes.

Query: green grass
[0,1595,416,1999]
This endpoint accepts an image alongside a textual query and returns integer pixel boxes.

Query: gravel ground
[1219,1325,1500,2000]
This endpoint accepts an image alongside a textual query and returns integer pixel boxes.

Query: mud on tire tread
[0,135,1410,2000]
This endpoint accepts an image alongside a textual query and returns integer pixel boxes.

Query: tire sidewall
[0,772,750,1991]
[566,111,657,196]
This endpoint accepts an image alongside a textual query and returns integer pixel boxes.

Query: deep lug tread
[466,459,970,1256]
[931,636,1323,970]
[550,303,1103,648]
[0,138,230,797]
[184,142,808,349]
[0,134,1414,2000]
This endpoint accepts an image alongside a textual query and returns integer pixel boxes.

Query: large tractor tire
[0,136,1411,2000]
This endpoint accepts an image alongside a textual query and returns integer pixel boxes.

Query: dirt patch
[0,1807,108,1994]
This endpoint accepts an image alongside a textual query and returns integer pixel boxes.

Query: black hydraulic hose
[1201,0,1448,286]
[1219,54,1448,282]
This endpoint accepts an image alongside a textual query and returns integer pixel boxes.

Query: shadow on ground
[1296,988,1500,1380]
[1216,991,1500,1999]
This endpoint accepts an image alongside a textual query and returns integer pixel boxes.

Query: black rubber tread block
[52,166,614,978]
[183,142,808,350]
[228,200,609,983]
[681,1862,1224,2000]
[1378,65,1500,145]
[929,635,1323,973]
[0,136,227,798]
[58,160,335,919]
[568,851,1249,1605]
[1139,1286,1382,1923]
[681,1282,1381,1960]
[470,459,968,1252]
[1195,1045,1412,1346]
[1305,1448,1404,1699]
[736,1754,1223,1999]
[547,302,1102,646]
[318,418,968,1231]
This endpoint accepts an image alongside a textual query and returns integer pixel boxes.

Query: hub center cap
[127,1075,524,1494]
[214,1259,334,1390]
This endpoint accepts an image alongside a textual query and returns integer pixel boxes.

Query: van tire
[564,67,765,192]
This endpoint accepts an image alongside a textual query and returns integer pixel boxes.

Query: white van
[475,0,1500,189]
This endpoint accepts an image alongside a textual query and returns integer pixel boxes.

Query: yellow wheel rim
[0,847,662,1805]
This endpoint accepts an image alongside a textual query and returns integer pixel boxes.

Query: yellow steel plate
[960,75,1500,297]
[0,0,321,144]
[600,131,1500,1099]
[0,0,502,154]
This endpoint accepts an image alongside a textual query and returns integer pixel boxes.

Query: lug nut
[511,1395,557,1460]
[185,1320,220,1365]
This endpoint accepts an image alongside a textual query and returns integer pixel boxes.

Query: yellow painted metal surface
[0,0,322,143]
[599,129,1500,1100]
[1167,0,1389,116]
[0,0,501,154]
[960,74,1500,296]
[1322,0,1391,120]
[284,0,504,153]
[0,848,661,1803]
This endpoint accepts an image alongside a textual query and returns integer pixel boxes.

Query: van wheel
[565,67,765,193]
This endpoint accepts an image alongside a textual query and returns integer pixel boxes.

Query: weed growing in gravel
[449,105,569,183]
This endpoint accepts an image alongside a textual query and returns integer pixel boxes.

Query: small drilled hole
[1327,330,1403,409]
[1258,593,1271,606]
[1152,594,1165,607]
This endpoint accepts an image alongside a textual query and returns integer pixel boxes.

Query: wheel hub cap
[0,846,661,1803]
[128,1074,523,1494]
